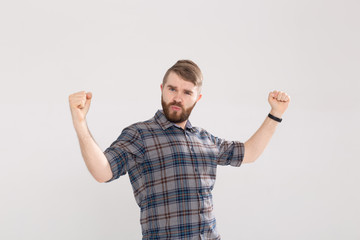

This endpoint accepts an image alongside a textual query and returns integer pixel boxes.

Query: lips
[171,105,181,111]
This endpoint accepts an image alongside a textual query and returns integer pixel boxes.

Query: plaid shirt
[104,110,245,240]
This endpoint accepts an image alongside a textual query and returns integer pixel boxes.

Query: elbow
[95,178,106,183]
[243,142,257,163]
[242,155,257,164]
[93,172,113,183]
[92,162,114,183]
[95,176,110,183]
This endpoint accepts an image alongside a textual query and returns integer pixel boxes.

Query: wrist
[269,110,283,119]
[73,119,87,131]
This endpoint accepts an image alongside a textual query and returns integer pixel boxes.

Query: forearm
[73,120,113,182]
[243,110,281,163]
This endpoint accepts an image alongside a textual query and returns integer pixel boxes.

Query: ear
[160,84,163,91]
[196,93,202,102]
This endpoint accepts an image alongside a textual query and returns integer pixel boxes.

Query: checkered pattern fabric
[104,110,245,239]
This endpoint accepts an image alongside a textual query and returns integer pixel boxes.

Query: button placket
[184,131,197,173]
[185,129,204,229]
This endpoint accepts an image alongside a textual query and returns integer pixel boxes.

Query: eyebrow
[167,84,194,94]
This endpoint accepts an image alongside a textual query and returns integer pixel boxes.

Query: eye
[185,91,192,95]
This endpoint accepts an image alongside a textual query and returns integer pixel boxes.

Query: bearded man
[69,60,291,239]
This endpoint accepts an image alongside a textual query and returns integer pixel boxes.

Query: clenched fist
[268,90,291,118]
[69,91,92,123]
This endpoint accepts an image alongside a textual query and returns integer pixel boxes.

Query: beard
[161,95,197,124]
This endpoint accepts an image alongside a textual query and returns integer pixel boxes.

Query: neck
[176,120,187,130]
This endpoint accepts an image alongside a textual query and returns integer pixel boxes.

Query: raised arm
[242,90,290,163]
[69,91,113,182]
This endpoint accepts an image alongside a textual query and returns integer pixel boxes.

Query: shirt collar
[155,110,195,132]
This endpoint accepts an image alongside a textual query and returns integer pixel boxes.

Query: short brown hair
[162,60,203,90]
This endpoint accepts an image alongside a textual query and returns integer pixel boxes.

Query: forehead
[164,72,198,90]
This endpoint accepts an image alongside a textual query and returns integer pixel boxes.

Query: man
[69,60,290,239]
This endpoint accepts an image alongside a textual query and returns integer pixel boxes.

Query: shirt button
[194,168,198,172]
[201,230,204,234]
[200,209,204,214]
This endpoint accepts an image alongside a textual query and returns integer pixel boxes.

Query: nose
[173,92,182,103]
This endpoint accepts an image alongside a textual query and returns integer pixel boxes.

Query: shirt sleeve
[103,126,145,183]
[208,132,245,167]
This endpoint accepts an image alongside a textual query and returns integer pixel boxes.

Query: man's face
[161,72,202,124]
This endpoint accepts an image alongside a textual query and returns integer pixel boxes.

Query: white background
[1,0,359,239]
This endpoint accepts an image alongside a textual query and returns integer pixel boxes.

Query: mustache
[169,102,183,107]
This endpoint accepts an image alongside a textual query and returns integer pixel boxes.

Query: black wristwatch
[268,113,282,123]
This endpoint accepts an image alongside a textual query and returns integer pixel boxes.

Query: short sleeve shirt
[104,110,245,240]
